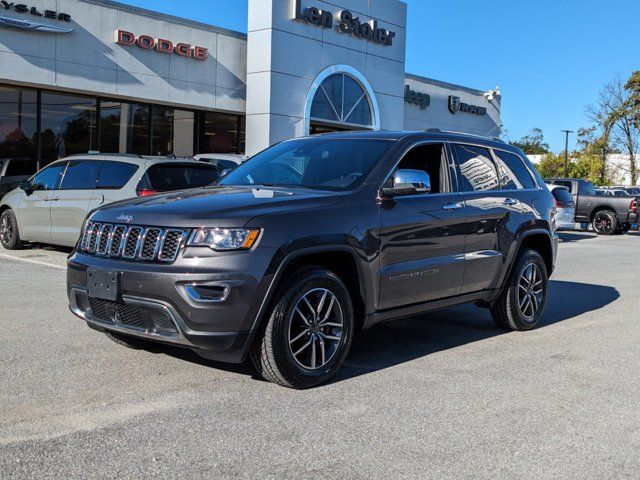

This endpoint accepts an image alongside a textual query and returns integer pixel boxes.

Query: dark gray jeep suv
[67,131,558,388]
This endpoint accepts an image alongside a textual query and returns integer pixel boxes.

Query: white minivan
[0,154,220,249]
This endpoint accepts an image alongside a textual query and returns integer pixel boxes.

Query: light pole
[601,147,608,186]
[561,130,573,176]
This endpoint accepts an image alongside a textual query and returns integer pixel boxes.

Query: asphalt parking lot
[0,232,639,479]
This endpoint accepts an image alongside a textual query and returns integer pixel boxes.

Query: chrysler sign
[115,30,208,61]
[293,0,396,46]
[0,1,73,32]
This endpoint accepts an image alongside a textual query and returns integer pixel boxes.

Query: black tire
[105,331,158,350]
[250,267,354,389]
[592,210,618,235]
[0,209,24,250]
[491,249,548,331]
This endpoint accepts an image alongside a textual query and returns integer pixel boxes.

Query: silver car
[0,154,220,249]
[546,184,575,231]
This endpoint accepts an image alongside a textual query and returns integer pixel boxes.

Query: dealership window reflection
[99,100,150,156]
[40,92,97,164]
[0,86,38,162]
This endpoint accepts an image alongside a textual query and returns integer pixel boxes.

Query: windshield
[218,138,394,191]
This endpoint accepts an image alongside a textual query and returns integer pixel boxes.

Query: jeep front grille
[80,222,187,263]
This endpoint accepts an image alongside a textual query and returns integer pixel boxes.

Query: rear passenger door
[50,160,102,246]
[452,144,533,294]
[88,161,140,210]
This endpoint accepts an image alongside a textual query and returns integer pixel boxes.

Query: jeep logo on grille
[116,213,134,223]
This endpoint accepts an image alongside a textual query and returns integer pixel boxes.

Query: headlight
[188,228,261,251]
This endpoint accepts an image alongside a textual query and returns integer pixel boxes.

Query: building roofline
[81,0,247,39]
[404,73,486,96]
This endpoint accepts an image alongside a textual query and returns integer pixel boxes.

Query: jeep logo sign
[115,30,208,61]
[404,85,430,110]
[293,0,396,46]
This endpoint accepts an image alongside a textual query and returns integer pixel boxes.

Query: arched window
[311,73,373,128]
[305,66,379,134]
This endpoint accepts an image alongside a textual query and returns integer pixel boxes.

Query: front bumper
[67,247,278,363]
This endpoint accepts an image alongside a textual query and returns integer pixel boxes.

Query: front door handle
[503,198,518,206]
[443,202,464,210]
[47,197,60,202]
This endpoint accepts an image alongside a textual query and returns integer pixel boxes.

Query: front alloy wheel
[0,210,23,250]
[251,267,354,389]
[288,288,345,370]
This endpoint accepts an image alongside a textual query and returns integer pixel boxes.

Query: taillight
[630,198,639,211]
[555,200,562,208]
[137,189,159,197]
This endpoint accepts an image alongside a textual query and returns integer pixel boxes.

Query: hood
[89,185,345,227]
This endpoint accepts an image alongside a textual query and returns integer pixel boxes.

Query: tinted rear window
[493,150,537,189]
[452,144,500,192]
[141,163,219,191]
[97,161,139,189]
[552,188,573,204]
[578,181,596,195]
[5,159,37,176]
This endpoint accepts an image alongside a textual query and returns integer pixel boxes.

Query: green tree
[534,152,565,179]
[509,128,550,155]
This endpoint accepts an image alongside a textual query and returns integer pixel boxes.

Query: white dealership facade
[0,0,501,165]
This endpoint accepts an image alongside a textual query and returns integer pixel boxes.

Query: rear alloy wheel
[250,267,354,389]
[491,249,548,331]
[592,210,618,235]
[0,209,24,250]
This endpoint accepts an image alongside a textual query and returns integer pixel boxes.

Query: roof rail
[424,129,506,143]
[65,152,145,159]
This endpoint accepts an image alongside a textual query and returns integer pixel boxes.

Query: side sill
[363,290,497,330]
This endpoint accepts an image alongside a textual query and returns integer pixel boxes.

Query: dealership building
[0,0,501,166]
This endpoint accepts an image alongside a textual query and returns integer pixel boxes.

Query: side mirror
[19,180,33,195]
[381,169,431,197]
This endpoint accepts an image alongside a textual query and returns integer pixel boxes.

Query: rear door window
[452,144,500,192]
[96,161,139,189]
[140,163,219,192]
[5,159,37,177]
[493,150,537,189]
[59,160,102,190]
[578,181,596,195]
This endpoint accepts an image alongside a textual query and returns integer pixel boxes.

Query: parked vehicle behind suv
[0,154,220,249]
[0,158,38,200]
[67,131,558,388]
[546,184,575,230]
[547,178,639,234]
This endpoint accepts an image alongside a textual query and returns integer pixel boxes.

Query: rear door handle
[47,197,60,202]
[443,202,464,210]
[503,198,518,206]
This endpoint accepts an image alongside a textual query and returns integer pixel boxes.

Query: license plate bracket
[87,268,121,301]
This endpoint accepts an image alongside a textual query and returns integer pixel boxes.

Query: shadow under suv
[67,131,558,388]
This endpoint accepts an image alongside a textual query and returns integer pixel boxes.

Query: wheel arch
[248,245,370,349]
[589,205,617,221]
[494,229,555,300]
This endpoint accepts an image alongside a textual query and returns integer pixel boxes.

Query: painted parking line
[0,252,66,270]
